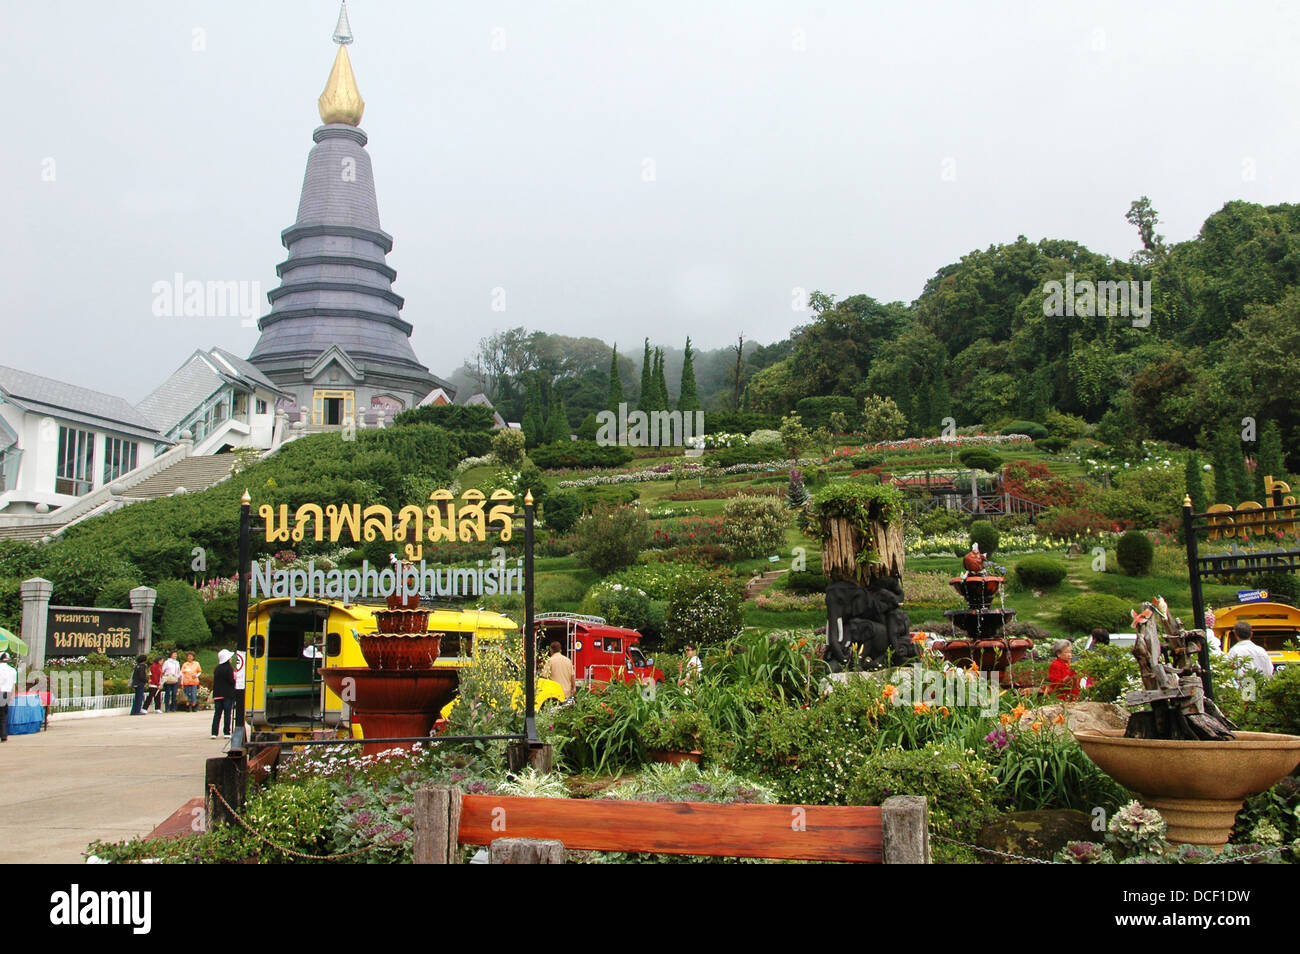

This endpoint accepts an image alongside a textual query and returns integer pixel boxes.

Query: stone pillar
[20,577,53,670]
[881,795,930,864]
[130,586,157,655]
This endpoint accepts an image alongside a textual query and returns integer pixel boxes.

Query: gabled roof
[418,387,452,407]
[0,365,164,443]
[305,345,363,383]
[136,348,288,435]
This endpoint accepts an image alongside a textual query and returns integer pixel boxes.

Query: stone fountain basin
[321,667,460,755]
[1074,729,1300,845]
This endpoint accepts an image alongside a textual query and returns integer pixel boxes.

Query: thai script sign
[1207,476,1297,540]
[259,489,516,560]
[46,607,142,657]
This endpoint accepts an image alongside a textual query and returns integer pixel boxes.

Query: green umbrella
[0,627,28,655]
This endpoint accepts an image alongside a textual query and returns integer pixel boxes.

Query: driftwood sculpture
[1124,598,1236,742]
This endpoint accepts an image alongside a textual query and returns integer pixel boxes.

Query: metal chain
[206,785,388,861]
[930,832,1291,865]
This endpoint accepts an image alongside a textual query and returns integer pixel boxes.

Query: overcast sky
[4,1,1299,402]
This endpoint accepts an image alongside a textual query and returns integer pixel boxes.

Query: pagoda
[248,3,451,426]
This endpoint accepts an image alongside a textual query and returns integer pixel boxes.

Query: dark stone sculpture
[825,577,917,671]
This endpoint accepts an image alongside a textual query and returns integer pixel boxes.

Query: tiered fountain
[934,573,1033,685]
[321,598,459,756]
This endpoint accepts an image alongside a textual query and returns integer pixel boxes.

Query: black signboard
[46,606,142,657]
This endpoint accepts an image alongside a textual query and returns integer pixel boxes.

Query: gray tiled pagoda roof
[248,124,432,375]
[0,365,164,442]
[136,349,289,434]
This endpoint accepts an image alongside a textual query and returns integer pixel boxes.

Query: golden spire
[318,3,364,125]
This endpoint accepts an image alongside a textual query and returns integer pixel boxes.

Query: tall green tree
[1255,419,1286,501]
[521,376,545,449]
[1185,452,1208,516]
[678,337,700,412]
[653,348,670,411]
[1210,423,1249,504]
[546,388,570,443]
[607,344,623,412]
[638,338,653,412]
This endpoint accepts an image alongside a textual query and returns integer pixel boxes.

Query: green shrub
[202,592,242,644]
[543,491,582,534]
[573,504,650,576]
[1000,420,1048,440]
[491,428,526,467]
[720,496,789,559]
[1013,556,1067,589]
[708,444,788,467]
[0,576,21,633]
[1248,570,1300,606]
[38,544,137,607]
[580,581,653,632]
[664,575,744,651]
[94,578,139,609]
[957,448,1002,472]
[575,486,641,509]
[1239,664,1300,736]
[784,571,830,595]
[1073,644,1139,703]
[0,540,42,578]
[1115,530,1154,576]
[529,441,634,470]
[153,580,213,650]
[968,520,1000,557]
[1058,593,1133,634]
[392,403,495,431]
[847,744,999,854]
[1034,437,1068,454]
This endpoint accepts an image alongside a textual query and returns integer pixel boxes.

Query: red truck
[535,613,664,688]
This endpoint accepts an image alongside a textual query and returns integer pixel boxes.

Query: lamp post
[523,489,538,745]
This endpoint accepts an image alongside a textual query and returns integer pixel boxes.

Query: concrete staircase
[744,569,788,601]
[119,454,237,499]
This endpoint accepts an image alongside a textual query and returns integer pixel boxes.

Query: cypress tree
[522,377,545,449]
[547,388,569,443]
[638,339,653,412]
[1256,420,1286,501]
[678,337,700,412]
[654,348,669,411]
[1185,452,1208,515]
[607,343,623,413]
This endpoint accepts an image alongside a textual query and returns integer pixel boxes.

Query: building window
[103,437,138,484]
[0,446,19,492]
[233,393,248,419]
[256,398,268,415]
[55,426,95,496]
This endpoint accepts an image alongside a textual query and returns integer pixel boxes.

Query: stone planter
[1073,729,1300,846]
[649,749,702,766]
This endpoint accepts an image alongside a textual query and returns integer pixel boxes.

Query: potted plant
[642,710,710,765]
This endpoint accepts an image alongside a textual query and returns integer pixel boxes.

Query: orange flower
[1000,713,1012,725]
[876,702,886,714]
[913,702,930,715]
[796,638,807,649]
[1031,721,1043,733]
[882,684,897,699]
[910,632,928,643]
[939,706,950,717]
[1011,704,1027,720]
[1053,714,1066,725]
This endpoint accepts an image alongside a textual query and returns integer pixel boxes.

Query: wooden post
[881,795,930,864]
[413,785,463,864]
[489,838,565,864]
[507,742,554,774]
[204,754,248,827]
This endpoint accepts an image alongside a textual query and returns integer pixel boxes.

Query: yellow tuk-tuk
[243,598,529,741]
[1211,601,1300,673]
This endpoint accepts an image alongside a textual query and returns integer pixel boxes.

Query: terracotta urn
[1073,729,1300,846]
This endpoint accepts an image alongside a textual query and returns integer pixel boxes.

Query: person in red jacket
[1048,640,1080,700]
[143,657,164,712]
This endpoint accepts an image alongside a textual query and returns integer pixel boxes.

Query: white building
[136,348,289,455]
[0,365,167,515]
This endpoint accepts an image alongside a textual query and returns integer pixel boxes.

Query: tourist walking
[0,652,16,741]
[1227,621,1274,679]
[181,652,202,712]
[143,656,163,712]
[543,641,575,699]
[211,649,236,738]
[678,644,703,687]
[161,650,181,711]
[129,654,149,715]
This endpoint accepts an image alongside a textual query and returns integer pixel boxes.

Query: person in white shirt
[0,652,18,742]
[678,644,703,686]
[160,650,182,712]
[1227,621,1274,680]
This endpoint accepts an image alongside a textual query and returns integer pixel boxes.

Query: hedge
[1013,556,1067,589]
[1058,594,1132,634]
[529,441,635,470]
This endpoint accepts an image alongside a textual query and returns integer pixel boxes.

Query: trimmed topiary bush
[153,579,213,650]
[1000,420,1049,440]
[1034,437,1068,454]
[202,592,242,645]
[968,520,1000,557]
[543,490,582,534]
[1115,530,1154,576]
[957,448,1002,472]
[1058,593,1132,635]
[1014,556,1067,590]
[529,441,634,470]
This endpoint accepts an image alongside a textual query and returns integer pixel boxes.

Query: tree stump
[489,838,566,864]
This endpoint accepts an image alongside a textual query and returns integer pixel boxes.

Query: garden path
[0,709,228,862]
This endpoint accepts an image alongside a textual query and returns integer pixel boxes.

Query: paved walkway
[0,709,230,863]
